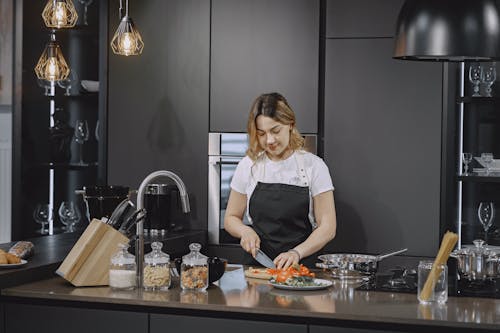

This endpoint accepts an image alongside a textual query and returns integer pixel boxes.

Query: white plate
[269,278,333,291]
[474,157,500,171]
[0,259,27,268]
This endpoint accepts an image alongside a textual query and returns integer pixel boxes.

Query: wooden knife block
[56,219,130,287]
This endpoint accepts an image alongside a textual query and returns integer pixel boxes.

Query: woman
[224,92,337,269]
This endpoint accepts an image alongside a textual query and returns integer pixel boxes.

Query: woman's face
[255,115,291,160]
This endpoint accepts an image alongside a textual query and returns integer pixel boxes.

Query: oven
[208,132,317,245]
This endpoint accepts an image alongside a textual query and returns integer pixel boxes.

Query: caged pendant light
[110,0,144,56]
[35,33,70,82]
[42,0,78,29]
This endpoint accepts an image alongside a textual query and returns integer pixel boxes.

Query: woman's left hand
[274,250,300,270]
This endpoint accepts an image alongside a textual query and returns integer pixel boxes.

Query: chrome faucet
[135,170,190,288]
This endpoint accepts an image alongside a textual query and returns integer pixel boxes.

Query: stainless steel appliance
[208,132,317,245]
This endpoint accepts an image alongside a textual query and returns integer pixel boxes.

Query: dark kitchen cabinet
[151,314,307,333]
[12,1,108,240]
[311,326,400,333]
[107,0,210,231]
[326,0,404,38]
[323,38,443,257]
[210,0,319,133]
[4,303,148,333]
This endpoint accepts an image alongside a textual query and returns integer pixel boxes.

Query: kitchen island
[1,265,499,333]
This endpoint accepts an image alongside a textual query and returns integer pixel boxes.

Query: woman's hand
[274,249,300,270]
[240,227,260,258]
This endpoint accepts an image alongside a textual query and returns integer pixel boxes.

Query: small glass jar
[109,243,136,290]
[181,243,208,291]
[143,241,171,291]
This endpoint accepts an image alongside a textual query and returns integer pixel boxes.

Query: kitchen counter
[1,265,499,333]
[0,229,206,289]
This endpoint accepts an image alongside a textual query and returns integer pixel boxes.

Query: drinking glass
[469,63,482,97]
[462,152,473,176]
[58,201,81,232]
[478,202,495,242]
[74,120,89,164]
[33,204,52,235]
[481,63,497,97]
[480,153,494,175]
[78,0,93,25]
[57,69,78,96]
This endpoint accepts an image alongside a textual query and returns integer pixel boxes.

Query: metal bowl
[451,239,500,281]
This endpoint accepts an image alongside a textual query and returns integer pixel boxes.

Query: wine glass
[57,69,78,96]
[58,201,81,232]
[95,120,100,141]
[74,120,89,164]
[469,63,482,97]
[37,78,52,96]
[480,152,494,176]
[33,204,52,235]
[462,152,473,176]
[481,63,497,97]
[78,0,93,25]
[478,202,495,242]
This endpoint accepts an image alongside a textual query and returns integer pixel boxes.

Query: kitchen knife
[255,249,276,269]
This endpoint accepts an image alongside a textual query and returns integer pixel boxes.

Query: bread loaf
[0,254,7,264]
[8,241,34,259]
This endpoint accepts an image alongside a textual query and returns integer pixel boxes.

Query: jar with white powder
[109,243,136,290]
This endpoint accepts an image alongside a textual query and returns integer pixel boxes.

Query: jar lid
[145,241,170,264]
[182,243,207,266]
[111,243,135,265]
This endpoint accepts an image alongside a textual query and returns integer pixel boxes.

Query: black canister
[81,185,130,220]
[144,184,178,234]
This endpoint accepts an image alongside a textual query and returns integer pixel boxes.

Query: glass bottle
[143,241,171,290]
[109,243,136,290]
[181,243,208,291]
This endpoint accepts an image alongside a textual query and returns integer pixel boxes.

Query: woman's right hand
[240,227,260,258]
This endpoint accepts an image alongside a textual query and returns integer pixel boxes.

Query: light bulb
[54,2,67,27]
[119,33,136,56]
[45,57,60,81]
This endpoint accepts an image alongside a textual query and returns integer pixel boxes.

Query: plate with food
[0,259,28,268]
[269,276,332,291]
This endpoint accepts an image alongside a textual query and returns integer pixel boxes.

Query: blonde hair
[246,92,304,160]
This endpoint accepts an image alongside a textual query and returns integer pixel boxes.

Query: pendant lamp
[110,0,144,56]
[35,33,70,82]
[394,0,500,61]
[42,0,78,29]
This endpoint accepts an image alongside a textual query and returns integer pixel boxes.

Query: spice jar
[143,241,171,291]
[181,243,208,291]
[109,243,136,290]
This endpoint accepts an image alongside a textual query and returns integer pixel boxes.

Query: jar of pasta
[181,243,208,291]
[109,243,136,290]
[143,241,171,291]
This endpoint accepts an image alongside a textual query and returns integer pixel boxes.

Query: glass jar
[109,243,136,290]
[181,243,208,291]
[143,241,171,290]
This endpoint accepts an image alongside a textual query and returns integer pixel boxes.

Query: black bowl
[174,257,228,284]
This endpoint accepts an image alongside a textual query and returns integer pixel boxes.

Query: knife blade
[255,249,276,268]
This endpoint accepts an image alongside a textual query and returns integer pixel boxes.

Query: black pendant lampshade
[394,0,500,61]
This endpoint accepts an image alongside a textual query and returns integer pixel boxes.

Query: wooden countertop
[2,265,500,332]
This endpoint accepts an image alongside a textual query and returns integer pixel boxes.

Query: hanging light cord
[119,0,123,19]
[125,0,129,17]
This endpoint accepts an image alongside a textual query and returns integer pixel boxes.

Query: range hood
[393,0,500,61]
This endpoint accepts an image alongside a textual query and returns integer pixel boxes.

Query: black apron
[242,173,317,267]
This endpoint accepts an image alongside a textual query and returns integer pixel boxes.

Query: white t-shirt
[230,150,334,227]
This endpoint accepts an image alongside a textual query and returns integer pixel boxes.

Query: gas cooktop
[356,267,500,299]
